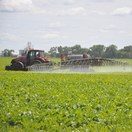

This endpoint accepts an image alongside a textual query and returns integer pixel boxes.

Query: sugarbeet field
[0,58,132,131]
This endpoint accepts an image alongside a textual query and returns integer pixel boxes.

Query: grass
[0,57,12,71]
[0,57,132,131]
[115,59,132,65]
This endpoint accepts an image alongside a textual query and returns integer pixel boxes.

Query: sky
[0,0,132,52]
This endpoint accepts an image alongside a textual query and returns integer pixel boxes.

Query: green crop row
[0,57,12,71]
[0,72,132,131]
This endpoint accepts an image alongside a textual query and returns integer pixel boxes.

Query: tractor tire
[12,62,24,70]
[5,65,12,70]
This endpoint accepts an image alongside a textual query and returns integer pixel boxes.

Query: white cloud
[112,7,132,15]
[57,7,87,16]
[33,0,76,5]
[70,7,86,15]
[31,7,46,14]
[92,10,106,15]
[0,0,33,12]
[42,33,68,39]
[63,0,76,5]
[0,33,21,41]
[49,22,63,28]
[100,24,118,33]
[100,25,128,36]
[0,0,47,14]
[33,0,49,5]
[118,30,126,34]
[104,25,117,30]
[42,33,60,39]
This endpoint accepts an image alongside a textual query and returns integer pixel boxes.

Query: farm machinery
[5,50,53,71]
[5,49,127,71]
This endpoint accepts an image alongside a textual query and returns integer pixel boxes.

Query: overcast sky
[0,0,132,52]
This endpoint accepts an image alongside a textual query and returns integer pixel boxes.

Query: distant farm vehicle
[5,50,52,71]
[5,49,127,71]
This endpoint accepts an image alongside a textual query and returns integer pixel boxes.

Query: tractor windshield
[36,51,45,58]
[28,50,45,60]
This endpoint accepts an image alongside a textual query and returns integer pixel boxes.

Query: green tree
[48,47,59,57]
[89,45,105,57]
[62,46,72,54]
[117,45,132,58]
[80,48,90,54]
[58,46,63,54]
[104,45,117,58]
[71,45,82,54]
[3,49,14,57]
[123,45,132,52]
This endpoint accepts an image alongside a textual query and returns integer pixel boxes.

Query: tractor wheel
[12,62,24,70]
[5,66,12,70]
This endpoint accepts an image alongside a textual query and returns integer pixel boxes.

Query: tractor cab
[26,50,48,65]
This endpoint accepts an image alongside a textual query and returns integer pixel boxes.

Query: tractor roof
[28,49,44,52]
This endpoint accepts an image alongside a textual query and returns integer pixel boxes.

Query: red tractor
[5,49,52,70]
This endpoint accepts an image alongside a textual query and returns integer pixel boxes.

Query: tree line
[49,44,132,59]
[1,44,132,59]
